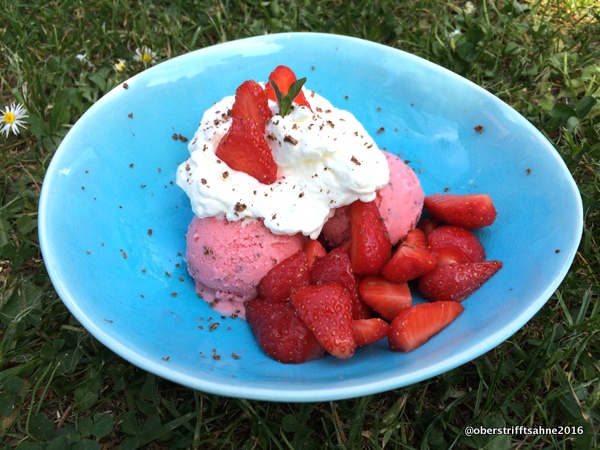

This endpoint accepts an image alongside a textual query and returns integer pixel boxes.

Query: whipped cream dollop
[176,88,390,239]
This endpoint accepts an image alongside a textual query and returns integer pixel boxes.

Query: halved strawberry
[424,193,497,229]
[427,225,485,266]
[418,260,503,302]
[303,239,327,270]
[417,218,439,236]
[246,298,325,364]
[353,318,390,347]
[290,282,357,359]
[265,65,311,109]
[388,301,464,352]
[257,250,309,302]
[336,238,352,255]
[230,79,272,126]
[349,200,392,275]
[358,275,412,321]
[216,81,278,184]
[311,248,373,319]
[381,228,437,283]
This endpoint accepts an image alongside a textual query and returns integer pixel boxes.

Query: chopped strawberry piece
[349,200,392,275]
[265,65,311,109]
[423,193,497,229]
[336,238,352,255]
[303,239,327,270]
[427,225,486,266]
[418,218,439,236]
[358,275,412,321]
[291,282,357,359]
[216,80,278,184]
[311,248,373,319]
[257,250,309,302]
[230,79,272,126]
[246,298,325,364]
[381,228,437,283]
[353,318,390,347]
[388,301,464,352]
[310,248,354,287]
[418,260,503,302]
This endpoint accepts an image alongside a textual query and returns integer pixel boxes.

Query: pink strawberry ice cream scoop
[321,151,424,247]
[186,215,307,319]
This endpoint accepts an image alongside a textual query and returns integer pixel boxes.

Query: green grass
[1,0,599,448]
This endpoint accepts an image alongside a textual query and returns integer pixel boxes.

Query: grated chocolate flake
[284,134,299,145]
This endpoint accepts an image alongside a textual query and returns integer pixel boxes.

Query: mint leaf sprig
[269,77,307,117]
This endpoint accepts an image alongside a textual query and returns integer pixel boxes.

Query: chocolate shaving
[284,134,299,145]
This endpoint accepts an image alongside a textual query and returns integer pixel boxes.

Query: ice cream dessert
[176,66,416,316]
[176,66,501,363]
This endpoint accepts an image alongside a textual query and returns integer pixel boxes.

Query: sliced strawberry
[246,298,325,364]
[418,260,503,302]
[257,250,309,302]
[349,200,392,275]
[358,275,412,321]
[388,301,464,352]
[336,238,352,255]
[310,248,354,287]
[423,193,497,229]
[216,118,278,184]
[291,282,357,359]
[381,229,437,283]
[311,248,373,319]
[230,80,272,126]
[265,65,311,109]
[427,225,485,266]
[353,318,390,347]
[216,81,278,184]
[303,239,327,270]
[417,218,439,236]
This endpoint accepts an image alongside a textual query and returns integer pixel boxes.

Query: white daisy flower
[134,47,157,66]
[1,102,29,137]
[114,59,127,73]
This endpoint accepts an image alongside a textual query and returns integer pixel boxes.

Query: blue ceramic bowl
[39,33,583,402]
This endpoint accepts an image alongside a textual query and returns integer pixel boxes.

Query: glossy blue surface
[39,33,583,402]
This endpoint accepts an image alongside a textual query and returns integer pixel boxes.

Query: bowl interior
[39,33,582,401]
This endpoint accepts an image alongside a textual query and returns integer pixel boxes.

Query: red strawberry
[303,239,327,270]
[230,79,272,126]
[291,282,357,359]
[388,301,464,352]
[353,318,390,347]
[424,193,497,229]
[336,238,352,255]
[427,225,486,266]
[381,228,437,283]
[418,218,439,236]
[216,81,278,184]
[311,248,373,319]
[257,250,309,302]
[310,248,354,287]
[418,260,503,302]
[246,298,325,364]
[349,200,392,275]
[265,65,311,109]
[358,275,412,321]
